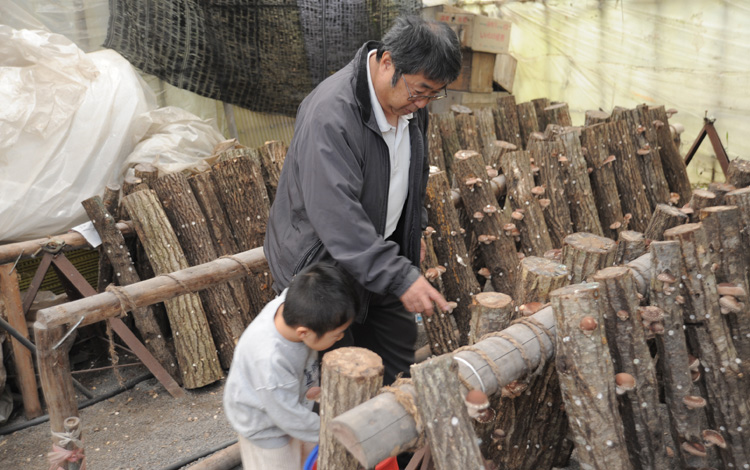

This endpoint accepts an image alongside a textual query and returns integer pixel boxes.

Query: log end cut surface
[474,292,513,309]
[321,347,384,379]
[563,232,617,254]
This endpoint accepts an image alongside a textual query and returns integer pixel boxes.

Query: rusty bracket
[684,112,730,177]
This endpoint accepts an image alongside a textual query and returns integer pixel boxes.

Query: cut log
[421,227,459,356]
[531,97,551,132]
[475,107,498,164]
[96,184,121,292]
[433,112,461,181]
[647,106,692,205]
[0,264,42,418]
[725,187,750,280]
[410,354,486,470]
[500,150,553,256]
[604,120,653,232]
[650,241,708,469]
[134,163,158,187]
[687,189,717,222]
[592,267,670,470]
[494,95,523,149]
[211,156,275,314]
[257,140,288,205]
[516,101,540,149]
[81,196,178,380]
[699,206,750,379]
[455,112,482,156]
[644,203,689,242]
[707,182,736,205]
[121,190,223,389]
[514,256,569,305]
[544,103,573,128]
[580,123,625,240]
[614,230,647,265]
[319,347,383,470]
[188,171,252,322]
[469,291,513,342]
[664,223,750,467]
[485,140,517,174]
[584,110,610,126]
[557,130,604,236]
[427,115,447,173]
[562,232,617,284]
[151,173,245,369]
[35,325,77,441]
[527,140,574,247]
[425,170,482,345]
[727,158,750,188]
[453,150,518,294]
[186,442,240,470]
[550,283,631,470]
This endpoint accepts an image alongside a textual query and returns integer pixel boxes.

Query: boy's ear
[295,326,311,341]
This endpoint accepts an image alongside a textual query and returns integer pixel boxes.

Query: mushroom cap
[424,226,436,236]
[637,147,651,156]
[519,302,544,316]
[579,316,598,334]
[502,223,517,232]
[683,395,707,409]
[531,186,545,196]
[483,204,498,214]
[657,272,677,283]
[616,310,630,321]
[702,429,727,449]
[688,355,700,371]
[639,306,665,323]
[717,283,747,298]
[478,267,491,278]
[473,211,486,221]
[305,386,322,401]
[538,198,551,208]
[681,441,707,458]
[609,221,622,230]
[465,389,490,409]
[719,295,743,313]
[424,267,440,281]
[486,167,499,178]
[615,372,636,391]
[511,211,524,221]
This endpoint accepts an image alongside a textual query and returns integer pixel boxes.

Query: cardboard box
[448,49,495,93]
[429,6,512,54]
[493,53,517,93]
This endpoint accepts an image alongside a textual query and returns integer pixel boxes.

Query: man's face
[374,52,446,120]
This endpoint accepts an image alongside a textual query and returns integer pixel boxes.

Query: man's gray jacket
[264,41,430,322]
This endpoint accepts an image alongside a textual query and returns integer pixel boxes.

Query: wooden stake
[647,106,692,205]
[561,232,617,284]
[319,347,383,470]
[527,140,574,247]
[494,95,523,149]
[550,283,631,470]
[35,324,77,440]
[122,190,223,389]
[644,203,689,241]
[614,230,647,265]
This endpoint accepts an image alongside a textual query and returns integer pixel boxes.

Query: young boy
[223,263,357,470]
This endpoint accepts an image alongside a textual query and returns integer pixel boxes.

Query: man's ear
[295,326,311,341]
[379,51,392,69]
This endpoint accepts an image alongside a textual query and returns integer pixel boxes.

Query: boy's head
[283,263,358,351]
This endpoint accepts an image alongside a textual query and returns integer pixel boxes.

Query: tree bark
[97,184,121,292]
[427,114,447,173]
[562,232,617,284]
[421,227,459,356]
[550,283,631,470]
[410,354,486,470]
[455,112,482,156]
[514,256,569,305]
[434,112,461,182]
[121,190,223,389]
[257,140,288,205]
[557,130,604,236]
[530,97,551,133]
[516,101,540,150]
[500,150,553,256]
[475,108,498,165]
[604,120,653,232]
[544,103,573,128]
[646,106,692,206]
[425,170,482,345]
[152,172,245,369]
[469,291,513,342]
[580,123,625,239]
[35,324,77,441]
[188,171,252,322]
[81,196,178,380]
[725,187,750,280]
[727,158,750,189]
[593,267,671,470]
[485,140,518,175]
[688,189,717,222]
[664,223,750,467]
[584,110,610,126]
[211,156,275,315]
[319,347,383,470]
[650,241,708,469]
[494,95,523,149]
[644,203,689,241]
[707,182,736,204]
[614,230,647,265]
[527,140,574,247]
[453,150,519,294]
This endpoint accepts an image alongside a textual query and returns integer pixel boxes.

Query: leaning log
[687,189,717,222]
[550,282,631,470]
[319,347,383,470]
[707,182,736,205]
[421,227,459,356]
[433,112,461,180]
[561,232,617,284]
[531,97,551,132]
[647,106,692,205]
[455,112,482,154]
[152,172,245,369]
[614,230,647,265]
[485,140,517,174]
[725,187,750,279]
[257,140,287,205]
[427,116,447,173]
[516,101,540,150]
[580,124,625,239]
[557,130,604,236]
[475,107,498,164]
[644,203,688,241]
[727,159,750,189]
[584,110,610,126]
[544,103,572,128]
[121,190,223,389]
[528,140,574,248]
[494,95,523,149]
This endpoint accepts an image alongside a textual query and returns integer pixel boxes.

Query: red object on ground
[375,456,399,470]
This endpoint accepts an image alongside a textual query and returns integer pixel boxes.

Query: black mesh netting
[104,0,420,116]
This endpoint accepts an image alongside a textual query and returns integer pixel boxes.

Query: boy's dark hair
[377,15,462,87]
[283,263,358,336]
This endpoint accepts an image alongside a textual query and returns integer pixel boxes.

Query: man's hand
[399,275,450,317]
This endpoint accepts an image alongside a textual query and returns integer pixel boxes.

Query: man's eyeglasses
[402,75,447,102]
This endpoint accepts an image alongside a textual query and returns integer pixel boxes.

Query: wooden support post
[81,196,178,380]
[212,156,275,312]
[550,283,631,470]
[664,223,750,467]
[500,150,553,256]
[592,267,670,470]
[427,115,447,174]
[0,264,42,418]
[527,140,574,247]
[557,130,604,236]
[650,241,709,468]
[475,108,498,164]
[257,140,287,205]
[561,232,617,284]
[727,159,750,189]
[60,416,84,470]
[544,102,572,128]
[453,150,518,294]
[644,203,689,242]
[516,101,540,149]
[469,292,513,343]
[426,170,482,346]
[411,354,486,470]
[152,173,246,369]
[434,112,461,181]
[687,189,717,222]
[699,206,750,380]
[188,171,252,322]
[605,120,653,232]
[580,123,625,239]
[494,95,523,149]
[614,230,647,265]
[319,347,383,470]
[584,110,610,127]
[647,106,692,206]
[35,324,77,440]
[421,228,459,356]
[122,190,223,389]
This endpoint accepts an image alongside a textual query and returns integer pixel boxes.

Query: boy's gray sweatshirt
[223,289,320,448]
